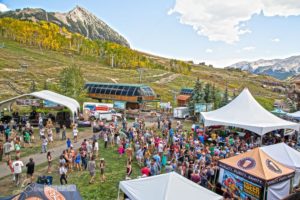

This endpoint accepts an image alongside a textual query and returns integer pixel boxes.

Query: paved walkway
[0,135,93,179]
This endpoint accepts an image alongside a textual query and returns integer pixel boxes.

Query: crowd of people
[1,111,299,199]
[91,116,298,199]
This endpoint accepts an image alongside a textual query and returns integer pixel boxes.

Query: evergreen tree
[221,86,229,107]
[204,83,212,103]
[59,65,86,101]
[30,80,36,92]
[43,80,48,90]
[189,78,205,115]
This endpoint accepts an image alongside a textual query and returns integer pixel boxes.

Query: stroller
[37,175,53,185]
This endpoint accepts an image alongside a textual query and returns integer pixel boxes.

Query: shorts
[5,152,10,156]
[27,173,33,178]
[100,168,104,175]
[90,171,95,176]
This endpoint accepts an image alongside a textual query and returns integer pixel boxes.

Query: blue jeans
[42,145,47,153]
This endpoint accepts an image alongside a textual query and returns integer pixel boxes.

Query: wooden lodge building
[85,82,159,109]
[176,88,193,107]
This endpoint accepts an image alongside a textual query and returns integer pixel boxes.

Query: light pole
[137,67,144,83]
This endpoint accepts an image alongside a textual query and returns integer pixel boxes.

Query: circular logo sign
[266,159,282,174]
[44,186,66,200]
[237,157,256,170]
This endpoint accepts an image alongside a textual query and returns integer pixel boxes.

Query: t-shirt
[3,142,12,153]
[199,135,204,144]
[15,144,21,151]
[59,166,67,175]
[158,143,164,153]
[141,167,150,176]
[24,132,30,142]
[87,144,93,153]
[26,161,35,174]
[12,160,24,174]
[94,142,99,151]
[73,129,78,136]
[42,138,48,146]
[191,174,201,183]
[103,134,108,142]
[67,140,71,148]
[88,160,96,173]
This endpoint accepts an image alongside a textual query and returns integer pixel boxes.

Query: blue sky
[1,0,300,67]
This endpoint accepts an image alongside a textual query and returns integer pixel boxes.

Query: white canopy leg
[117,187,121,200]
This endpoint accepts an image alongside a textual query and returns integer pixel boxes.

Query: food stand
[218,148,295,200]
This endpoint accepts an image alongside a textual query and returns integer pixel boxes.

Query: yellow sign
[244,181,260,198]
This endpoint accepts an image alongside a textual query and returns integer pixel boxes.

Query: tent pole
[117,187,120,200]
[263,184,267,200]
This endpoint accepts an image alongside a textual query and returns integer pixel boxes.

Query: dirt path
[0,131,93,179]
[155,73,179,84]
[107,77,119,83]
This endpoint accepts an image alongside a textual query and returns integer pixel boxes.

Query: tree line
[188,78,230,115]
[0,17,192,75]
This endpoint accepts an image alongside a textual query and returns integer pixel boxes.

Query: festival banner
[16,99,40,106]
[113,101,126,110]
[43,100,60,108]
[194,103,207,113]
[221,169,262,200]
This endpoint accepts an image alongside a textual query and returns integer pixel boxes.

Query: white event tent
[0,90,80,121]
[261,143,300,187]
[287,111,300,120]
[201,88,299,136]
[118,172,222,200]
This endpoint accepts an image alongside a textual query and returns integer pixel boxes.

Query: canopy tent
[271,108,287,116]
[218,148,294,186]
[119,172,222,200]
[0,90,80,121]
[218,148,295,200]
[0,183,82,200]
[201,88,299,136]
[261,143,300,187]
[287,111,300,120]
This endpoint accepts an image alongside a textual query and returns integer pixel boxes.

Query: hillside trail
[155,74,179,84]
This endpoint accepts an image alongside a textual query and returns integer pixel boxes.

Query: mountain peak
[69,5,90,15]
[227,55,300,80]
[0,6,130,47]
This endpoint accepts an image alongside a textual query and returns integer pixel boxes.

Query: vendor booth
[118,172,222,200]
[0,90,80,121]
[201,88,299,138]
[218,148,295,200]
[261,143,300,187]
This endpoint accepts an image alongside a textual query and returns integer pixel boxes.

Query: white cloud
[169,0,300,44]
[205,48,213,53]
[243,46,256,51]
[0,3,9,12]
[271,38,280,42]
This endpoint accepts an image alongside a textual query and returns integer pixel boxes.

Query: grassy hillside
[0,37,282,110]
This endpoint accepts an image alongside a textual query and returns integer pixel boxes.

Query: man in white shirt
[59,163,68,185]
[12,157,24,186]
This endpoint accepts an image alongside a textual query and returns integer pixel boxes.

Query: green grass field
[0,140,141,200]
